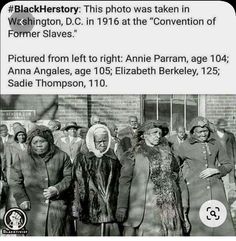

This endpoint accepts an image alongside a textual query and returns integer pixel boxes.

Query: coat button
[45,178,48,181]
[205,164,208,167]
[187,182,190,185]
[45,200,49,204]
[206,186,210,189]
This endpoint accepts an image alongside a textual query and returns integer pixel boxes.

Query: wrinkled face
[94,133,109,152]
[144,127,162,146]
[192,126,209,142]
[129,117,138,129]
[0,126,8,137]
[177,127,186,140]
[31,136,49,155]
[16,132,26,143]
[67,127,77,137]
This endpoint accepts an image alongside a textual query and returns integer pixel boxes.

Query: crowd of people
[0,115,236,236]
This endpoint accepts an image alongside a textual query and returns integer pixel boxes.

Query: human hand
[10,211,22,229]
[115,207,127,222]
[72,206,79,219]
[43,186,59,199]
[199,168,220,179]
[19,201,31,211]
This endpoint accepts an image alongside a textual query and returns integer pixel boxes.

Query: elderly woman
[10,125,72,236]
[116,120,187,236]
[73,124,121,236]
[178,116,235,235]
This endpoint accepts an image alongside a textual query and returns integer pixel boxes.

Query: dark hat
[189,116,212,134]
[13,125,26,141]
[216,118,227,127]
[62,122,81,131]
[27,125,54,145]
[138,120,169,137]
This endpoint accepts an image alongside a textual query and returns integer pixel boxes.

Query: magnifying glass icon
[210,210,217,217]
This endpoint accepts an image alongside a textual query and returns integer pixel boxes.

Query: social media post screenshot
[0,0,236,238]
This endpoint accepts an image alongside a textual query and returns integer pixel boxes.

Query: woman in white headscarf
[73,124,121,236]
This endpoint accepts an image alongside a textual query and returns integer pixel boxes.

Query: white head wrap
[86,124,111,158]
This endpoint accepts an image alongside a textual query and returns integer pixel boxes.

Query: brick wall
[205,95,236,135]
[0,95,58,120]
[88,94,142,130]
[2,94,236,135]
[58,95,88,127]
[1,94,142,130]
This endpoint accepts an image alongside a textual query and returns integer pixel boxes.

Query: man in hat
[117,116,140,162]
[116,120,187,236]
[57,122,83,163]
[178,116,235,236]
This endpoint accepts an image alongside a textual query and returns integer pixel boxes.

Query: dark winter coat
[73,149,121,224]
[212,131,236,183]
[10,147,72,236]
[117,140,186,234]
[178,135,235,235]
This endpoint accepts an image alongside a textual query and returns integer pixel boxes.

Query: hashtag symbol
[8,5,14,13]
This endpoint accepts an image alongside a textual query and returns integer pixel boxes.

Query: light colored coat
[57,136,83,163]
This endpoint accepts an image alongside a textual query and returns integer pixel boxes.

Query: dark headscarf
[27,125,55,157]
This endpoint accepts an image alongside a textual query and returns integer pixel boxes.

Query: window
[143,95,202,132]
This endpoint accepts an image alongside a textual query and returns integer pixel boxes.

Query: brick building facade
[1,94,236,135]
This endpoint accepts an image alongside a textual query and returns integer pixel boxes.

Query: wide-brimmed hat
[138,120,169,137]
[189,116,212,134]
[62,122,81,131]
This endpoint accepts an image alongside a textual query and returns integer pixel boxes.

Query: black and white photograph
[0,94,236,236]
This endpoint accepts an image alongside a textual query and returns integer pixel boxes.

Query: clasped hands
[19,186,58,211]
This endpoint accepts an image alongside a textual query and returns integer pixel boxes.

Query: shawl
[137,140,180,235]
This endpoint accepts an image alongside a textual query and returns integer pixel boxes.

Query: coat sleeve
[216,141,233,178]
[117,150,135,209]
[229,133,236,183]
[178,166,189,209]
[73,154,86,219]
[10,153,30,206]
[54,153,72,194]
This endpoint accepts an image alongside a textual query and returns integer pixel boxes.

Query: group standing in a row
[0,115,236,236]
